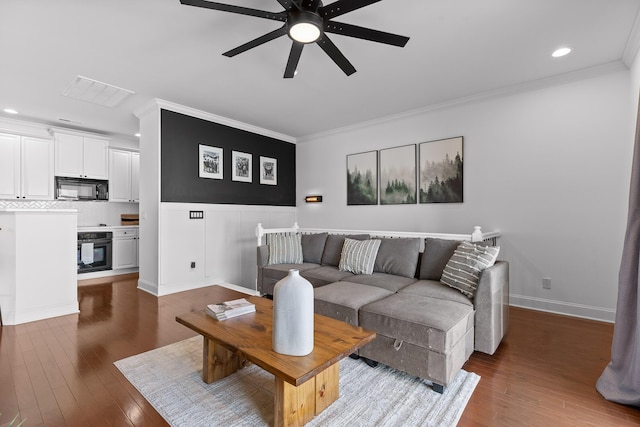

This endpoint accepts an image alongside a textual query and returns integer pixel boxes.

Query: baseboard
[78,268,139,280]
[156,279,226,297]
[218,282,260,296]
[137,279,159,296]
[8,302,80,326]
[510,294,615,323]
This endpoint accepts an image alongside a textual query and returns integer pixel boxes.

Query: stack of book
[206,298,256,320]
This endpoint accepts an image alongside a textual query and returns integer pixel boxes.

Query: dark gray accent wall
[160,109,296,206]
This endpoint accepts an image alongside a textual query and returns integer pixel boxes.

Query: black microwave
[55,176,109,201]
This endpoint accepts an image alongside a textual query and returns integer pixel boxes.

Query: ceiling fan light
[287,11,323,44]
[290,22,321,43]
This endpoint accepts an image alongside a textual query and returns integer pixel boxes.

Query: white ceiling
[1,0,639,141]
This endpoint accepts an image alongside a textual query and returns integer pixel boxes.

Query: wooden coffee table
[175,286,376,427]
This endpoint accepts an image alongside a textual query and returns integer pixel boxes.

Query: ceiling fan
[179,0,410,78]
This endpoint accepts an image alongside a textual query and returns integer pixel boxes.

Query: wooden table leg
[274,362,340,427]
[202,336,243,384]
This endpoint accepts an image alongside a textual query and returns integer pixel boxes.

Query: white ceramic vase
[272,269,314,356]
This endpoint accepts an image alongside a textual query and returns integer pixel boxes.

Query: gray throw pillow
[321,234,370,266]
[268,233,303,265]
[441,241,500,298]
[419,238,461,280]
[373,237,421,278]
[339,238,382,275]
[301,232,328,264]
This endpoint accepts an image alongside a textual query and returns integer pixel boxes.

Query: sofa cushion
[339,238,381,275]
[441,241,500,298]
[373,237,421,278]
[419,238,461,280]
[321,234,370,266]
[399,280,473,307]
[347,273,417,292]
[314,281,394,326]
[301,266,355,287]
[268,233,303,265]
[359,293,475,354]
[262,263,322,282]
[301,232,328,264]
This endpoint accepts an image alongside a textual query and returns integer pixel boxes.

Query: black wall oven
[78,231,112,273]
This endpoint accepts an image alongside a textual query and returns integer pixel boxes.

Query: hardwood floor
[0,274,638,426]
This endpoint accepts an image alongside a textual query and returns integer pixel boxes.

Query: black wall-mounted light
[305,195,323,203]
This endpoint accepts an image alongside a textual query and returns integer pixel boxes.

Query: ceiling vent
[62,75,134,107]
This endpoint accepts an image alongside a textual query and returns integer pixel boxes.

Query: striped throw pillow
[338,238,382,275]
[440,241,500,298]
[268,233,303,265]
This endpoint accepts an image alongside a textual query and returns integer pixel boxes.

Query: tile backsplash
[0,200,139,226]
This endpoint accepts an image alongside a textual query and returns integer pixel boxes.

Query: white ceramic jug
[272,269,314,356]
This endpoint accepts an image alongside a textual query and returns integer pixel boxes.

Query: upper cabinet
[54,132,108,179]
[109,149,139,202]
[0,133,54,200]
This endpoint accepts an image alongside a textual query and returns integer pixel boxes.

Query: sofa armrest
[474,260,509,355]
[257,245,269,295]
[257,245,269,268]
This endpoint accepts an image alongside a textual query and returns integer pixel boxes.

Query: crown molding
[297,61,628,143]
[136,99,297,144]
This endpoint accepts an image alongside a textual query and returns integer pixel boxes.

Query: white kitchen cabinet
[0,133,54,200]
[109,149,139,202]
[54,132,108,179]
[112,228,138,269]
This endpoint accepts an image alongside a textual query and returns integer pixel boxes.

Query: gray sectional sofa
[257,231,509,393]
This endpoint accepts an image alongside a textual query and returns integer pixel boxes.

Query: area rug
[114,336,479,427]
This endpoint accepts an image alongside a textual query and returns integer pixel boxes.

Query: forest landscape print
[419,137,463,203]
[380,144,416,205]
[347,151,378,205]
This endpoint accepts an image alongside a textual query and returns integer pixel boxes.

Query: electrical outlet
[189,211,204,219]
[191,262,196,269]
[542,278,551,289]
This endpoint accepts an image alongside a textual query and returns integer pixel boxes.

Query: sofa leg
[349,353,360,360]
[363,357,378,368]
[432,383,445,394]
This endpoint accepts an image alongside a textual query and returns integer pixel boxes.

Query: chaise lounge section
[256,224,509,393]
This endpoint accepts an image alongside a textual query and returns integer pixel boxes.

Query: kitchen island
[0,208,78,325]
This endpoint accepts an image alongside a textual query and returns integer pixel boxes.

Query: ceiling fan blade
[275,0,301,11]
[325,21,409,47]
[223,26,288,57]
[284,42,304,78]
[299,0,322,11]
[180,0,286,22]
[320,0,382,20]
[317,34,356,76]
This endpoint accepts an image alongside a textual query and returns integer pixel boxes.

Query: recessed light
[134,133,141,137]
[552,47,572,58]
[3,108,18,114]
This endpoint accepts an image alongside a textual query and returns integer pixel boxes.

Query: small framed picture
[260,156,277,185]
[232,151,252,183]
[198,145,223,180]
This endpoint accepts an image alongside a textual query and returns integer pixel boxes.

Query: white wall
[158,203,295,295]
[296,70,633,322]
